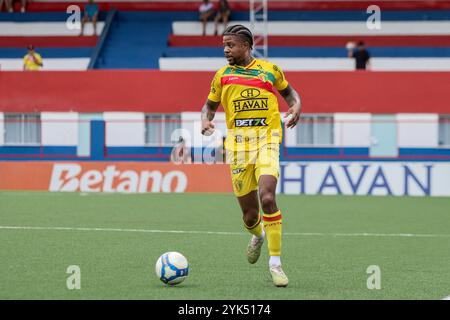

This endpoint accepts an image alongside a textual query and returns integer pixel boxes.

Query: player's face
[223,35,248,65]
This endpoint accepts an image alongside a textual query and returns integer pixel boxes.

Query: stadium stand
[1,1,450,165]
[163,8,450,70]
[2,1,450,70]
[0,11,105,70]
[3,4,450,304]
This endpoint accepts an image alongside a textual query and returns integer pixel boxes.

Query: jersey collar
[244,58,257,69]
[229,58,257,70]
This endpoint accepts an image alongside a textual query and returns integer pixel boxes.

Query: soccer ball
[155,252,189,285]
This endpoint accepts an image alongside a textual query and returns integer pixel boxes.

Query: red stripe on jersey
[262,214,282,222]
[221,76,275,94]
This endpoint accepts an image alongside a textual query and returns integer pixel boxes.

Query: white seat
[0,22,105,36]
[172,21,450,36]
[159,57,450,71]
[0,58,90,70]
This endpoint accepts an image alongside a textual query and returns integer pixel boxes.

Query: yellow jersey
[207,58,289,151]
[23,53,43,71]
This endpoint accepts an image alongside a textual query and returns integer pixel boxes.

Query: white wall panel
[334,113,371,147]
[372,58,450,71]
[0,59,89,71]
[41,112,78,146]
[159,58,355,71]
[0,22,104,36]
[397,113,438,147]
[104,112,145,146]
[160,58,450,72]
[0,113,4,146]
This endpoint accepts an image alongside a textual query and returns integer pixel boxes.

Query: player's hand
[201,119,215,136]
[284,106,301,129]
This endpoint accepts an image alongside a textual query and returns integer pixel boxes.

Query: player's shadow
[152,283,202,289]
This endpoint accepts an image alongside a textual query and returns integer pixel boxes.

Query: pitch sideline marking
[0,225,449,238]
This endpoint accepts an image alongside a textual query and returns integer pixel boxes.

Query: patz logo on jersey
[235,118,268,127]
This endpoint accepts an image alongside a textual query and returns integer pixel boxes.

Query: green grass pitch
[0,191,449,300]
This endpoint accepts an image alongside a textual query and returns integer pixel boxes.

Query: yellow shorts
[228,143,280,197]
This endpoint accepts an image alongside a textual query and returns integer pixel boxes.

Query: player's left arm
[279,84,302,129]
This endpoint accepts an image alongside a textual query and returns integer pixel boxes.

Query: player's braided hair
[223,24,254,49]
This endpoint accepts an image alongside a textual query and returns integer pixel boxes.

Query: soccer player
[200,25,301,287]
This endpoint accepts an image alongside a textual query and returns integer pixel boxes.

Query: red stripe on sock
[263,214,282,222]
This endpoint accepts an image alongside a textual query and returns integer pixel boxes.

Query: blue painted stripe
[0,146,77,155]
[399,148,450,156]
[1,146,449,161]
[90,120,105,160]
[341,148,371,156]
[163,46,450,58]
[282,147,359,156]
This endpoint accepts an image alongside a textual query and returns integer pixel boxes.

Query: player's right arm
[201,68,224,135]
[201,99,220,135]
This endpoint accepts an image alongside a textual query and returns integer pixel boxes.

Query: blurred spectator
[347,40,371,70]
[3,0,27,12]
[23,45,43,71]
[214,0,231,35]
[199,0,215,36]
[171,137,192,164]
[80,0,99,36]
[0,0,12,12]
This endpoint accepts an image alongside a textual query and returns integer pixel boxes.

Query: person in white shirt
[0,0,12,12]
[199,0,215,36]
[1,0,27,12]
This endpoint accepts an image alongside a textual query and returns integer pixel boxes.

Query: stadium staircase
[94,11,199,69]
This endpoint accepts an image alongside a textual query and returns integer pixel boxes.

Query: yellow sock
[263,210,282,256]
[244,214,263,238]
